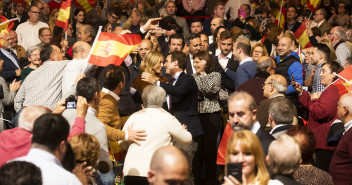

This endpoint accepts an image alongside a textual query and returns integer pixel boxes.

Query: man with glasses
[15,5,49,50]
[311,8,331,35]
[329,26,351,67]
[0,32,21,84]
[37,28,53,49]
[9,31,26,64]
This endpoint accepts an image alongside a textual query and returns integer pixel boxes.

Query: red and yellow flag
[0,17,18,32]
[307,0,320,12]
[56,0,71,30]
[294,20,312,49]
[275,6,286,28]
[74,0,97,13]
[333,65,352,96]
[13,0,32,7]
[89,33,141,66]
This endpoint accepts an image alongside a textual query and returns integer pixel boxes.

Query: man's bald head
[338,93,352,123]
[18,106,47,132]
[139,39,152,60]
[210,18,224,34]
[148,146,188,185]
[72,41,92,59]
[263,74,287,98]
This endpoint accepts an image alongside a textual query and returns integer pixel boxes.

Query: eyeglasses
[30,11,41,14]
[328,32,338,35]
[262,83,272,87]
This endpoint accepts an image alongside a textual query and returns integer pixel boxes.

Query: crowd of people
[0,0,352,185]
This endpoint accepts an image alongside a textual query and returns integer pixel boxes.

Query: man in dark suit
[0,32,21,83]
[142,51,203,185]
[185,33,202,75]
[330,93,352,185]
[268,98,294,139]
[284,6,301,33]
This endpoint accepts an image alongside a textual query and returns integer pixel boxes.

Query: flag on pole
[56,0,71,30]
[333,65,352,96]
[294,20,312,49]
[88,33,142,66]
[0,18,18,32]
[275,5,286,28]
[74,0,97,13]
[307,0,321,12]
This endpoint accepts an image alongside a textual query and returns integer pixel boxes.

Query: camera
[65,95,77,109]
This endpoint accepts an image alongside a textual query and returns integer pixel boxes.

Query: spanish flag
[333,65,352,96]
[275,6,286,28]
[89,33,141,66]
[307,0,320,12]
[56,0,71,30]
[74,0,97,13]
[0,17,18,32]
[294,20,312,49]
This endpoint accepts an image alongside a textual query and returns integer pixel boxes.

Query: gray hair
[228,91,257,112]
[26,46,41,58]
[83,24,96,40]
[267,75,287,94]
[142,85,166,108]
[335,26,347,41]
[268,134,301,175]
[18,106,48,131]
[256,58,273,72]
[268,98,294,125]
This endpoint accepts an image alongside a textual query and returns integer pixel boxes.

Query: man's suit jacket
[160,72,203,137]
[186,54,194,75]
[271,124,293,139]
[213,55,239,93]
[174,16,190,38]
[256,126,275,155]
[284,21,302,33]
[0,49,21,83]
[272,175,304,185]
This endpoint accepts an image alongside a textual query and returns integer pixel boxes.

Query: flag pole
[81,26,102,73]
[65,31,67,40]
[278,0,283,26]
[333,72,352,85]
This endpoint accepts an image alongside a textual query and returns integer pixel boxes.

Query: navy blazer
[160,72,203,137]
[185,54,194,75]
[213,55,239,93]
[256,127,275,155]
[0,49,20,83]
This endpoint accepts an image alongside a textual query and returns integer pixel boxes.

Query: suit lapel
[174,72,185,87]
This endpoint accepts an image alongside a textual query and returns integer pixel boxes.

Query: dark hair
[322,61,343,81]
[318,8,328,20]
[107,7,120,17]
[287,5,297,15]
[236,40,251,56]
[40,44,55,62]
[103,65,125,91]
[0,161,42,185]
[311,27,321,37]
[38,27,50,37]
[186,33,201,45]
[74,8,84,17]
[346,56,352,67]
[190,18,202,25]
[32,113,70,151]
[77,77,100,102]
[193,51,215,74]
[170,51,187,70]
[219,30,232,41]
[61,142,75,172]
[316,43,331,61]
[169,33,185,47]
[213,26,228,48]
[241,4,251,13]
[287,125,316,164]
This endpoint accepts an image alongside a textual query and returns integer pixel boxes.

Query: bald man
[148,146,188,185]
[62,41,95,97]
[330,93,352,185]
[209,18,224,44]
[257,74,298,128]
[233,38,256,87]
[9,31,26,62]
[236,56,276,105]
[129,39,152,86]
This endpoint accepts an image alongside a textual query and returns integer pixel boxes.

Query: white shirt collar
[269,124,287,134]
[102,87,120,102]
[240,57,253,65]
[87,107,97,115]
[251,121,261,134]
[173,71,183,81]
[218,51,232,59]
[344,120,352,135]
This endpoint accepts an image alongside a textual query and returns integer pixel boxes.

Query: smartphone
[226,162,242,183]
[291,72,295,82]
[238,9,247,18]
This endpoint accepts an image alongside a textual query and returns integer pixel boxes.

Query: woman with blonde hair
[48,9,59,33]
[132,51,168,92]
[250,43,269,62]
[223,130,276,185]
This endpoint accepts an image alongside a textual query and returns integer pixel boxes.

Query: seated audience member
[257,74,297,128]
[0,161,42,185]
[147,146,189,185]
[329,26,351,67]
[9,31,26,64]
[62,77,113,183]
[267,134,302,185]
[190,18,204,34]
[250,43,269,62]
[223,130,273,185]
[37,27,53,49]
[268,98,295,139]
[0,59,21,131]
[232,37,256,87]
[20,46,41,82]
[69,133,100,184]
[14,113,84,185]
[293,61,343,172]
[192,51,221,185]
[120,85,191,185]
[236,56,275,105]
[287,126,334,185]
[0,31,21,84]
[329,93,352,185]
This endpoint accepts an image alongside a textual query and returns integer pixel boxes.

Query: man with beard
[217,91,274,166]
[275,36,303,108]
[185,33,202,75]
